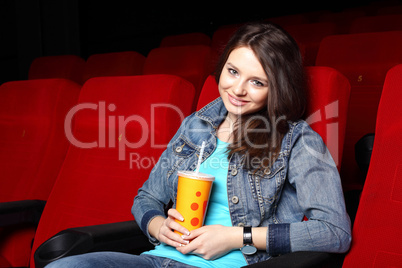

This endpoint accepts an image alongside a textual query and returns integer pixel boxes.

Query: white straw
[195,141,206,174]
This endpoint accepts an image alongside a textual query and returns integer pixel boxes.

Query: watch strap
[243,226,253,245]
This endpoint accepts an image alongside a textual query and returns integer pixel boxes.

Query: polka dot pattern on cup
[191,191,205,226]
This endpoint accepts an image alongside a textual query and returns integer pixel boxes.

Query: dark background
[0,0,391,85]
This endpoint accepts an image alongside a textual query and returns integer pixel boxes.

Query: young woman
[46,21,351,268]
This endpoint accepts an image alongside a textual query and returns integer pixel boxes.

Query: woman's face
[219,46,269,121]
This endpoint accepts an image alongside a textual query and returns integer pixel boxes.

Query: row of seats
[211,13,402,66]
[27,27,402,193]
[0,74,195,267]
[28,45,211,110]
[2,64,401,267]
[27,12,402,80]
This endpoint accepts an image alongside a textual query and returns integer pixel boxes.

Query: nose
[232,79,247,96]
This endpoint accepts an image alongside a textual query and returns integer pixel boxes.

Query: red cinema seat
[0,256,10,267]
[284,22,339,66]
[82,51,145,83]
[304,66,351,170]
[197,66,351,170]
[315,31,402,191]
[343,64,402,267]
[0,79,80,202]
[349,14,402,33]
[28,55,85,85]
[0,79,81,267]
[29,75,195,267]
[196,75,220,110]
[143,45,211,110]
[159,32,211,47]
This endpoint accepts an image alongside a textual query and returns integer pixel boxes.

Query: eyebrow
[226,62,268,84]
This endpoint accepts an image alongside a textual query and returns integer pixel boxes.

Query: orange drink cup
[175,171,214,234]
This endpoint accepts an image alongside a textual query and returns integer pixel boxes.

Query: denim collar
[195,97,228,129]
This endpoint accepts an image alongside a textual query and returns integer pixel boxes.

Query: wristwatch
[240,226,257,255]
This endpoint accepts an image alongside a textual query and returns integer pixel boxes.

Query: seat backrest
[143,45,211,110]
[304,66,351,170]
[82,51,145,83]
[349,14,402,33]
[196,75,220,111]
[343,64,402,267]
[197,67,350,170]
[284,22,338,66]
[28,55,85,85]
[159,32,211,47]
[29,74,195,267]
[315,31,402,191]
[0,79,81,202]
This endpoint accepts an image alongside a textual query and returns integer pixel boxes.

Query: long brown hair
[215,21,306,171]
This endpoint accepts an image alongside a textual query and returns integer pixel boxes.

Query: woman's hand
[148,208,191,248]
[176,225,243,260]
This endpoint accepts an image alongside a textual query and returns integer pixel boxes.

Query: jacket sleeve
[131,115,190,244]
[267,122,352,255]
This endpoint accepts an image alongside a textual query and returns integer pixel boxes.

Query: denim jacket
[132,97,351,265]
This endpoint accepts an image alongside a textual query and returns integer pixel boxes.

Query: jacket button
[231,168,238,176]
[231,196,239,204]
[237,222,245,227]
[175,146,183,153]
[264,168,271,175]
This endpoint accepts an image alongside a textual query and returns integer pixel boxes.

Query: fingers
[176,240,197,255]
[175,227,205,255]
[159,225,189,247]
[157,209,191,247]
[180,227,200,240]
[167,208,190,236]
[175,225,229,260]
[167,208,184,222]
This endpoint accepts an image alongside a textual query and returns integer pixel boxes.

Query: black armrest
[0,199,46,227]
[243,251,344,268]
[34,220,154,268]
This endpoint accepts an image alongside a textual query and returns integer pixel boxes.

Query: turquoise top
[144,138,247,267]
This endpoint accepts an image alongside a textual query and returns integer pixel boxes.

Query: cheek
[218,72,233,92]
[250,89,269,106]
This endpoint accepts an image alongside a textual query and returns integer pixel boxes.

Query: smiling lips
[228,93,249,106]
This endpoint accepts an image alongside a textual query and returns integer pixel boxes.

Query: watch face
[241,244,257,255]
